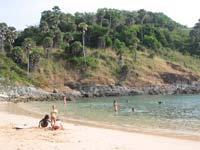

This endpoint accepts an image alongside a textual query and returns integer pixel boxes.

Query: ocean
[19,94,200,134]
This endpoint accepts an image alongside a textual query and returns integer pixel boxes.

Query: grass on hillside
[0,54,32,85]
[1,47,200,88]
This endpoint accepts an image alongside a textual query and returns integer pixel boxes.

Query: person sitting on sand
[52,118,64,130]
[50,105,58,126]
[38,114,51,128]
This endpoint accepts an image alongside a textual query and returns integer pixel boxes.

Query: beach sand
[0,106,200,150]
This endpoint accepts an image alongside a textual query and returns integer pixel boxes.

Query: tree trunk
[119,52,124,67]
[7,42,13,54]
[82,30,86,65]
[0,38,4,54]
[134,43,137,62]
[27,53,30,78]
[26,47,30,78]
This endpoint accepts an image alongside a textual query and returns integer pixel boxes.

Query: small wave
[121,108,149,113]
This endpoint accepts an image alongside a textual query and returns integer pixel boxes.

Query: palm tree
[63,32,74,44]
[40,6,61,48]
[40,21,49,33]
[78,22,88,64]
[42,37,53,58]
[5,26,17,54]
[113,39,127,67]
[139,10,147,43]
[22,38,36,78]
[0,23,7,53]
[130,38,139,62]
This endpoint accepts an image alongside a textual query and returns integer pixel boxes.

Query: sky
[0,0,199,30]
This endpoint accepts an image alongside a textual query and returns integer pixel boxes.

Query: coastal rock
[1,82,200,102]
[65,82,134,97]
[0,83,82,102]
[64,82,200,98]
[63,90,82,98]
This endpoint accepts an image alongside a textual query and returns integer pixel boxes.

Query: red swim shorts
[52,125,60,130]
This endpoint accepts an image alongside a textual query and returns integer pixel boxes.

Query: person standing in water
[50,105,58,126]
[63,95,67,107]
[113,100,118,112]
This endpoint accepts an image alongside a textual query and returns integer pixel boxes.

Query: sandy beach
[0,103,200,150]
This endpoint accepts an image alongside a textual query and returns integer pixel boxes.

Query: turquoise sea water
[22,94,200,133]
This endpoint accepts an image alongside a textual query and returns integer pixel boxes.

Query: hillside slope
[0,48,200,90]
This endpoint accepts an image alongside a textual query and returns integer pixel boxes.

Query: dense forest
[0,6,200,87]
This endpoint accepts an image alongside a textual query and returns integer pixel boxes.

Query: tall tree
[189,19,200,55]
[129,38,139,62]
[78,22,88,64]
[40,6,62,48]
[22,38,36,77]
[53,29,62,48]
[69,41,83,57]
[83,12,96,25]
[113,39,127,67]
[40,21,49,33]
[63,32,74,44]
[74,12,85,25]
[5,26,17,54]
[87,24,109,48]
[29,51,40,72]
[0,23,8,53]
[96,9,106,27]
[10,46,24,64]
[42,37,53,58]
[115,25,137,46]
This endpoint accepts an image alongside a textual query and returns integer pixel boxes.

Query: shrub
[69,41,83,57]
[117,65,129,83]
[144,35,161,50]
[137,44,146,51]
[148,51,155,58]
[69,56,98,68]
[105,35,112,47]
[10,47,24,64]
[29,51,40,71]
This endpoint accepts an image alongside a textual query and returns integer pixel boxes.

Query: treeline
[0,6,200,71]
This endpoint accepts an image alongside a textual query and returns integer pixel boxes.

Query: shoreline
[1,105,200,150]
[1,102,200,143]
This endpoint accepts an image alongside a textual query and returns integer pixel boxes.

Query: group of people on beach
[38,105,63,130]
[39,98,132,129]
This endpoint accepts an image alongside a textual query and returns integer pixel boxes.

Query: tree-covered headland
[0,7,200,88]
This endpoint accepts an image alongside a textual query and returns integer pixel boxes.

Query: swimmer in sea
[132,107,135,112]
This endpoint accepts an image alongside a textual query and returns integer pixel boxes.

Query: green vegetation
[0,7,199,88]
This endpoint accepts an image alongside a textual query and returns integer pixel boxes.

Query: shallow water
[21,94,200,133]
